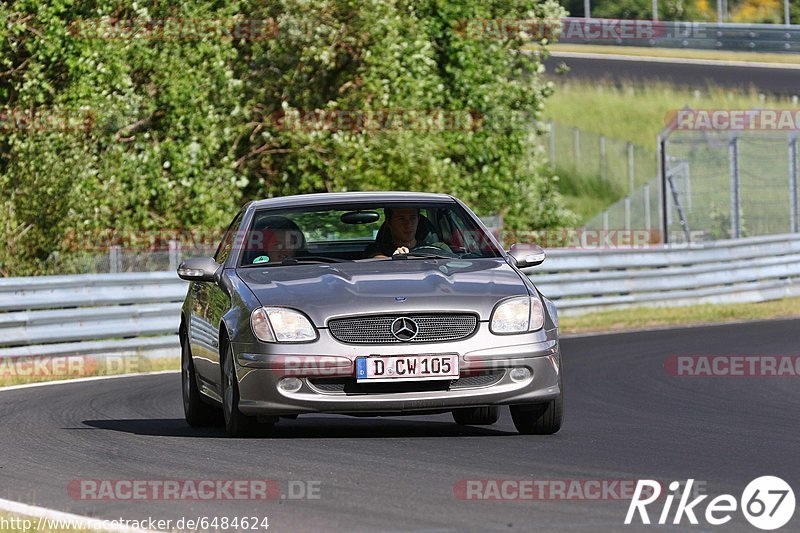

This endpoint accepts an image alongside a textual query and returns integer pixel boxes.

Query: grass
[552,166,624,222]
[559,297,800,335]
[548,43,800,64]
[0,356,179,388]
[544,80,800,147]
[544,79,800,236]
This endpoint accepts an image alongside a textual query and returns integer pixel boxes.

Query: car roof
[249,191,456,210]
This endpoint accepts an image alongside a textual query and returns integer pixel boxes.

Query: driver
[365,207,451,258]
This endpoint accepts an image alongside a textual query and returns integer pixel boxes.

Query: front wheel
[221,345,272,437]
[182,332,221,427]
[510,394,563,435]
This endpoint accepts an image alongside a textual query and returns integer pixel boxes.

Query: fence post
[627,142,635,193]
[624,197,631,231]
[729,134,741,239]
[644,183,651,231]
[548,120,555,168]
[169,240,181,271]
[790,135,799,233]
[599,135,607,180]
[658,135,668,244]
[573,127,580,174]
[109,245,121,273]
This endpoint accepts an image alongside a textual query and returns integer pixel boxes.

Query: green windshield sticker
[253,255,270,264]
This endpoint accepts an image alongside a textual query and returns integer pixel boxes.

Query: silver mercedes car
[178,192,563,437]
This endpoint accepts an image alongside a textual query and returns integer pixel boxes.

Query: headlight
[490,296,545,334]
[251,307,317,343]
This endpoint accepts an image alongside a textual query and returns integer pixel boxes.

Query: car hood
[236,258,530,326]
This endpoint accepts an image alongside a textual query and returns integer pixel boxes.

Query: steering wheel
[410,245,459,258]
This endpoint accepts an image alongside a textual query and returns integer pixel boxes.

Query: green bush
[0,0,573,276]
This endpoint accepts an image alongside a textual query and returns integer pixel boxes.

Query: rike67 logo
[625,477,795,530]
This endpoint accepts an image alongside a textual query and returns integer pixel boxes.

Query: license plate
[355,354,459,382]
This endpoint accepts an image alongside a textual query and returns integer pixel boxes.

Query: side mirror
[507,243,546,268]
[177,256,221,282]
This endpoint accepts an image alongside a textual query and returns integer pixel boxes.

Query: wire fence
[43,243,217,274]
[662,130,800,243]
[546,121,663,238]
[547,120,657,195]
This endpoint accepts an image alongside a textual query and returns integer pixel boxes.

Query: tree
[0,0,572,276]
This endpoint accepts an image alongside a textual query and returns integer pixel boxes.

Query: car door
[189,210,245,396]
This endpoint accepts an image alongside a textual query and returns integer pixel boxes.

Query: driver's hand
[392,246,410,255]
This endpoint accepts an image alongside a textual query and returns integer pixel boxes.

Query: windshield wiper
[240,256,346,268]
[280,256,346,264]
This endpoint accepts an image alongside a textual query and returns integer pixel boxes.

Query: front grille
[327,314,478,344]
[307,370,504,395]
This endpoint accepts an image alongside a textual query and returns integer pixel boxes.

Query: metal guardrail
[526,233,800,314]
[0,272,186,358]
[1,232,798,359]
[557,18,800,53]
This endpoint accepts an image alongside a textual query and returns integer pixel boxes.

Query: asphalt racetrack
[545,52,800,95]
[0,319,798,532]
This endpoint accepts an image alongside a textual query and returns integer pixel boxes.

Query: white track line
[549,50,800,70]
[0,370,179,393]
[0,497,158,533]
[1,371,181,530]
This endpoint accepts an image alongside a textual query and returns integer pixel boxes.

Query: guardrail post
[790,135,799,233]
[729,134,741,239]
[109,245,121,273]
[169,240,181,271]
[548,120,555,168]
[627,142,635,193]
[599,135,606,180]
[573,127,580,174]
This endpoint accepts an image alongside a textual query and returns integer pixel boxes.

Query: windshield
[236,201,501,267]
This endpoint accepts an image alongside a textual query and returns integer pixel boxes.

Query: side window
[214,210,245,264]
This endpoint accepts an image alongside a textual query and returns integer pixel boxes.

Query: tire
[221,344,272,438]
[452,406,500,426]
[511,359,564,435]
[510,394,563,435]
[181,331,221,427]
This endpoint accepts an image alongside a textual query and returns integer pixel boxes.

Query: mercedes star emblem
[390,317,419,342]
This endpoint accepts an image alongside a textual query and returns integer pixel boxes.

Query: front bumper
[233,328,562,416]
